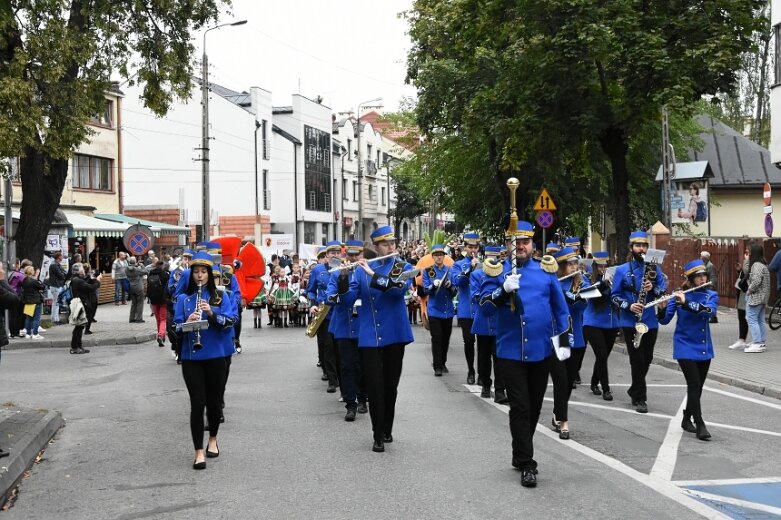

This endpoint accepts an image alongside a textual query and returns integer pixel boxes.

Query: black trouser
[221,355,232,410]
[234,310,242,343]
[497,357,549,471]
[338,338,366,408]
[458,318,476,375]
[318,319,339,385]
[429,316,453,370]
[549,348,586,422]
[71,324,84,349]
[585,326,618,392]
[181,357,228,450]
[621,327,658,403]
[10,302,24,335]
[678,359,710,420]
[84,303,96,332]
[361,343,405,442]
[166,303,180,354]
[737,308,748,340]
[476,334,498,389]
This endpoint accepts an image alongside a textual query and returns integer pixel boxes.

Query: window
[72,154,113,191]
[776,24,781,85]
[262,169,270,210]
[89,100,114,127]
[342,179,348,200]
[347,139,352,160]
[261,120,270,160]
[304,125,331,212]
[377,150,381,168]
[322,223,329,241]
[368,185,374,203]
[367,144,372,163]
[353,181,358,201]
[304,222,316,245]
[381,186,386,206]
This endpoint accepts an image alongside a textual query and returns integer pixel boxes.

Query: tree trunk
[16,146,69,267]
[600,127,631,254]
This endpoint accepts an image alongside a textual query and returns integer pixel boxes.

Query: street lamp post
[200,19,247,243]
[355,97,382,241]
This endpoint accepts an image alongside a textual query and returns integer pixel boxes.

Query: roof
[95,214,190,236]
[272,124,301,145]
[63,211,129,238]
[654,161,715,182]
[272,106,293,114]
[194,77,252,108]
[689,115,780,188]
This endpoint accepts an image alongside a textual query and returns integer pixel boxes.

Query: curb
[3,333,156,351]
[0,410,64,507]
[614,343,781,401]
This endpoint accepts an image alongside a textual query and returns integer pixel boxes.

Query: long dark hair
[748,244,766,273]
[185,266,222,306]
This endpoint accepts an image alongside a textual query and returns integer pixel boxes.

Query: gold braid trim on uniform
[483,258,504,277]
[540,255,557,274]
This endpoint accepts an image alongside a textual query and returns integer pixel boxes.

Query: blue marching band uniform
[452,232,481,383]
[423,243,458,376]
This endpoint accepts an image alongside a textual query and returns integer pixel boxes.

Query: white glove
[503,273,521,293]
[433,279,441,288]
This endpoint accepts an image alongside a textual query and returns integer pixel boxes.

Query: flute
[558,269,585,281]
[328,253,398,272]
[643,282,712,309]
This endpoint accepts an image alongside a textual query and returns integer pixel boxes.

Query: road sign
[536,210,555,229]
[766,214,773,238]
[764,183,772,206]
[123,224,154,256]
[533,188,557,211]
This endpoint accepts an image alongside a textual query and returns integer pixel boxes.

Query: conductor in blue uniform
[480,221,570,488]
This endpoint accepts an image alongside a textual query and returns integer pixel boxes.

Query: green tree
[406,0,763,248]
[389,168,428,235]
[0,0,230,266]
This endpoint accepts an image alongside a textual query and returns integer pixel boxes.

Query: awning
[655,161,715,182]
[95,213,190,237]
[63,211,129,238]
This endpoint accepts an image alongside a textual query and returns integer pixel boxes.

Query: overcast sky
[197,0,417,114]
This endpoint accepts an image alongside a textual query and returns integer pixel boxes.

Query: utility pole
[661,106,676,229]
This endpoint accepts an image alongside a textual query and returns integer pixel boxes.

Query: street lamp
[200,19,247,243]
[356,97,382,241]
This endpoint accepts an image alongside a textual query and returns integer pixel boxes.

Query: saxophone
[633,256,657,349]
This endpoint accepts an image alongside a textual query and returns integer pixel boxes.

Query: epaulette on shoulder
[540,255,558,274]
[483,258,504,277]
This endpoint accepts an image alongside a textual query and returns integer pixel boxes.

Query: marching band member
[341,226,414,453]
[480,221,570,488]
[470,245,507,403]
[563,236,581,256]
[174,252,238,470]
[549,247,587,440]
[326,239,368,422]
[545,242,561,255]
[167,249,193,363]
[452,232,481,384]
[658,259,717,441]
[423,244,457,377]
[307,242,342,391]
[611,230,667,414]
[583,251,619,401]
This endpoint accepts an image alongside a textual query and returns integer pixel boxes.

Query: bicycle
[768,296,781,330]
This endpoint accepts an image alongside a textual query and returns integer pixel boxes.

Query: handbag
[737,271,749,293]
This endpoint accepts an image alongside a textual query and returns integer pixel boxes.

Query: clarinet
[193,284,203,351]
[633,256,657,349]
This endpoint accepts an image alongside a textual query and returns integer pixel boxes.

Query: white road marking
[650,397,687,481]
[674,476,781,486]
[682,489,781,517]
[469,390,731,520]
[703,386,781,411]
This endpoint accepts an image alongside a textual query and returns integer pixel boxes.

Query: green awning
[95,213,190,237]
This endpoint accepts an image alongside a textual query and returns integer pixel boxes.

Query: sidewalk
[5,302,156,350]
[616,305,781,400]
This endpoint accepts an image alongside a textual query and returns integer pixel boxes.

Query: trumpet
[328,253,397,272]
[193,284,203,351]
[643,282,711,309]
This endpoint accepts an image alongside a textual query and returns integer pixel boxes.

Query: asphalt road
[0,318,779,519]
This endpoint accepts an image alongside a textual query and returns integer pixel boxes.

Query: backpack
[146,272,165,302]
[694,201,707,222]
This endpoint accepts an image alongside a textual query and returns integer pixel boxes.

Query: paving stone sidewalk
[5,302,156,350]
[617,305,781,400]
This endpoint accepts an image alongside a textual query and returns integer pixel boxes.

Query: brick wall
[125,208,183,251]
[217,215,271,240]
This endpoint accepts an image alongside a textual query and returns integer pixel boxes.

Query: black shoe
[321,374,329,381]
[91,319,97,323]
[0,448,9,458]
[551,415,560,433]
[357,402,368,414]
[602,390,613,401]
[383,434,393,443]
[78,348,90,354]
[268,321,274,326]
[372,440,385,453]
[137,320,146,323]
[219,413,225,424]
[441,365,449,374]
[636,401,648,414]
[574,375,581,385]
[345,408,356,422]
[559,428,570,440]
[681,410,697,433]
[590,385,602,396]
[520,469,537,488]
[84,330,93,335]
[206,444,220,458]
[434,367,442,377]
[696,421,711,441]
[327,384,337,393]
[477,377,484,387]
[70,348,79,354]
[494,389,509,405]
[193,460,206,470]
[157,337,164,347]
[480,386,491,398]
[467,373,476,385]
